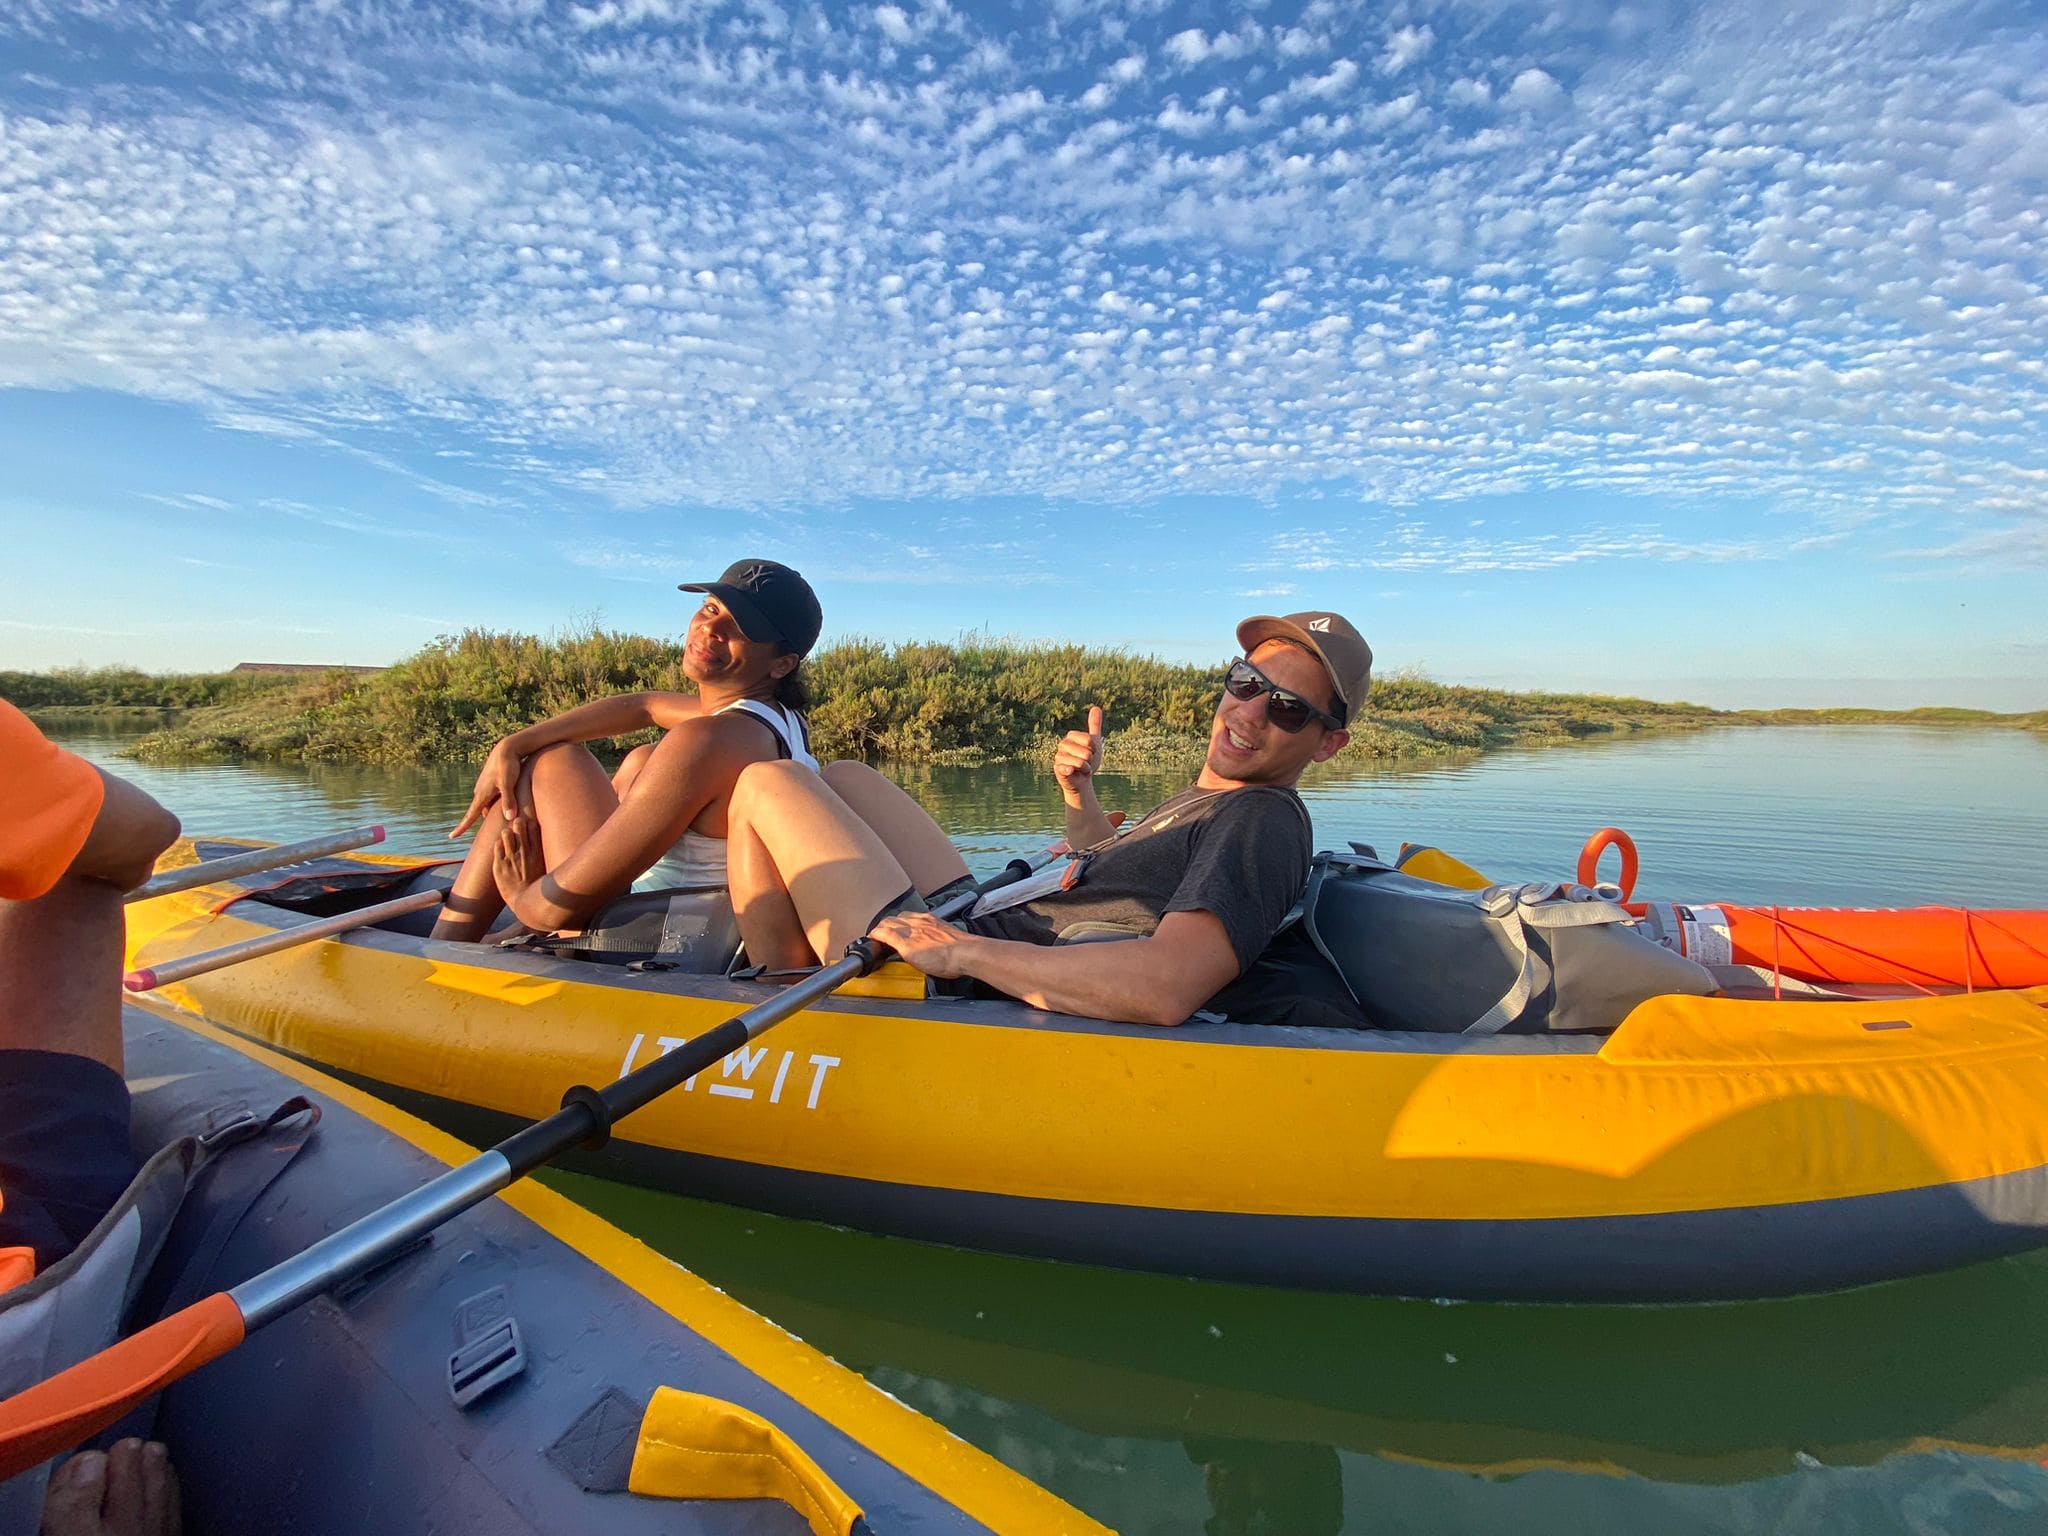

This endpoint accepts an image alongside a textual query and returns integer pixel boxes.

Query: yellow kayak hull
[127,839,2048,1302]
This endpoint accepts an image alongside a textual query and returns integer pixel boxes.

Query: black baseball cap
[679,560,823,656]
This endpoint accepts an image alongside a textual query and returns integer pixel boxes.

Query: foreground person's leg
[727,761,915,967]
[0,876,123,1071]
[519,743,618,866]
[39,1439,181,1536]
[610,742,656,799]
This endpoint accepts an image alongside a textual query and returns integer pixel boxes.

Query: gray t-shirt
[965,785,1313,973]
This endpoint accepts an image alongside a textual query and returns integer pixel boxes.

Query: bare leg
[724,819,811,971]
[819,761,969,896]
[0,876,125,1072]
[431,743,623,942]
[726,761,916,967]
[611,742,656,799]
[431,813,515,942]
[521,743,618,866]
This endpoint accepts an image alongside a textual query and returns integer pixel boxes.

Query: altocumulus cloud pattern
[1,0,2044,576]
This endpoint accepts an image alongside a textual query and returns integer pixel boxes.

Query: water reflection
[64,722,2048,908]
[548,1169,2048,1533]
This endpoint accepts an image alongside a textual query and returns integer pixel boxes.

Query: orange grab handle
[1577,827,1639,903]
[0,1292,246,1480]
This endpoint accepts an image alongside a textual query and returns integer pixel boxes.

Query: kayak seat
[577,886,739,968]
[384,871,741,972]
[520,885,743,973]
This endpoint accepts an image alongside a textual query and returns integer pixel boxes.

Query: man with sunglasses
[722,610,1368,1027]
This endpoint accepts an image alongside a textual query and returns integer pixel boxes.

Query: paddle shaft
[125,888,446,992]
[0,840,1072,1476]
[125,825,386,903]
[223,854,1039,1325]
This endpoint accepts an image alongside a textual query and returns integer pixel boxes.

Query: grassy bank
[5,631,2034,766]
[2,666,300,713]
[1739,706,2048,733]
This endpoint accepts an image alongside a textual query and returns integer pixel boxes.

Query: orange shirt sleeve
[0,699,106,901]
[0,1242,33,1295]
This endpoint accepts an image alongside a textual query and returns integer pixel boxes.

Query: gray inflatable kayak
[79,1004,1095,1535]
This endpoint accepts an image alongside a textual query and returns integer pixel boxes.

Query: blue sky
[2,0,2044,709]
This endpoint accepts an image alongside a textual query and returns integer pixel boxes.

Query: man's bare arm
[870,908,1241,1027]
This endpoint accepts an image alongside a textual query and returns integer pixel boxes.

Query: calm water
[62,719,2048,1535]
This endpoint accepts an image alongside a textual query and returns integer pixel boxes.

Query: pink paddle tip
[368,825,387,843]
[123,969,157,993]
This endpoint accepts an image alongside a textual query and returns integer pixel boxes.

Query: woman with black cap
[430,559,831,942]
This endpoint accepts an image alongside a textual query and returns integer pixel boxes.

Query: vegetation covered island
[4,629,2040,767]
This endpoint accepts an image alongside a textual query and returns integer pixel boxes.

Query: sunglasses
[1222,658,1345,734]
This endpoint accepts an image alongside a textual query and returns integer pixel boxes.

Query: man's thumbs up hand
[1054,706,1106,806]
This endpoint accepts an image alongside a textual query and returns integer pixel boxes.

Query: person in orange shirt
[1,700,181,1288]
[2,700,185,1534]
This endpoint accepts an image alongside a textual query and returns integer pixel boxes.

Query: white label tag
[1678,905,1733,967]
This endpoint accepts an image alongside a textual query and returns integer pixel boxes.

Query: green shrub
[25,630,1773,765]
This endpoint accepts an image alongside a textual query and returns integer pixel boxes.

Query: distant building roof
[229,662,387,675]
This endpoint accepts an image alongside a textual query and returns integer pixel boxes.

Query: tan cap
[1236,611,1372,724]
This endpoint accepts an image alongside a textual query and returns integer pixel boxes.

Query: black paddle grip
[846,935,896,975]
[496,1016,753,1177]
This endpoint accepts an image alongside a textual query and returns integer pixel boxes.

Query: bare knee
[528,741,594,779]
[820,758,884,796]
[612,742,655,795]
[729,758,815,821]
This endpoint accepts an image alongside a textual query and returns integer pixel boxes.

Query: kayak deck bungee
[106,1003,1100,1535]
[124,837,2048,1303]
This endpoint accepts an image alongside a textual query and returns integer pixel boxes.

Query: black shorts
[0,1049,137,1271]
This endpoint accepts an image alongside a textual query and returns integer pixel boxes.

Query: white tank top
[634,698,818,891]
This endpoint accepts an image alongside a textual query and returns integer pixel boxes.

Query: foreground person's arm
[452,691,703,837]
[869,908,1241,1027]
[68,772,182,894]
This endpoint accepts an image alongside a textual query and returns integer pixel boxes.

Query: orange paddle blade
[0,1292,245,1479]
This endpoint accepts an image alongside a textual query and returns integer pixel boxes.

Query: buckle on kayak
[449,1286,528,1408]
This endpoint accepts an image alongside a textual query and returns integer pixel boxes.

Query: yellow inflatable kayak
[124,837,2048,1303]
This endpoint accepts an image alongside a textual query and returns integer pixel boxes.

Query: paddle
[125,888,446,992]
[0,837,1075,1479]
[126,825,388,904]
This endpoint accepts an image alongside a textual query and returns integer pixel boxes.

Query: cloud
[0,0,2040,577]
[1501,68,1566,112]
[872,5,913,45]
[1380,26,1433,75]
